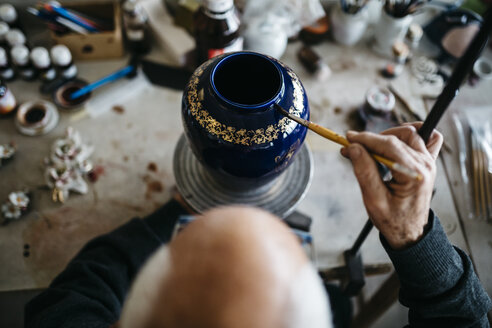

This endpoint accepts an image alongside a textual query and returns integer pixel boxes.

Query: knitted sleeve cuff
[144,199,189,243]
[380,210,464,295]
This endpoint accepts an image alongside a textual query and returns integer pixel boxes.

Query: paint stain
[109,199,145,212]
[148,181,163,193]
[147,162,158,172]
[88,165,105,183]
[111,140,120,149]
[112,105,125,114]
[334,107,342,114]
[22,207,116,286]
[331,59,356,72]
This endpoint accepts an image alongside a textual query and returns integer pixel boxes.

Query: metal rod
[349,219,374,254]
[348,6,492,255]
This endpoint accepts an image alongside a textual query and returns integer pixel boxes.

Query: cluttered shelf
[0,0,490,311]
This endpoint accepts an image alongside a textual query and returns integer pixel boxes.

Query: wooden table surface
[0,39,488,297]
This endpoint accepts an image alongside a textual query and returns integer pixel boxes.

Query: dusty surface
[1,42,488,295]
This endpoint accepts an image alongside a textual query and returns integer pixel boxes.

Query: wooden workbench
[0,41,490,325]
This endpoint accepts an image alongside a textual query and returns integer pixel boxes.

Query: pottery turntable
[173,52,314,218]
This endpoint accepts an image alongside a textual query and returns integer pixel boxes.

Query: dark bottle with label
[122,0,151,55]
[193,0,242,65]
[11,45,37,81]
[0,47,15,81]
[31,47,56,82]
[50,45,77,80]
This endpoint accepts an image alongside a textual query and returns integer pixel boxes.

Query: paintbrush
[274,103,422,180]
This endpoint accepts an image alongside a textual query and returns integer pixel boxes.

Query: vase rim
[210,52,284,111]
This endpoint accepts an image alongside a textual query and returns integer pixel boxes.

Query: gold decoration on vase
[185,62,305,146]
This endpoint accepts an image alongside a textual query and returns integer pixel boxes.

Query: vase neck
[210,52,284,113]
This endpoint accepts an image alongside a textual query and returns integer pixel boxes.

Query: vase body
[181,51,309,187]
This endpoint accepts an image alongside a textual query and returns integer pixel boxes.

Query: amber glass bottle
[193,0,242,65]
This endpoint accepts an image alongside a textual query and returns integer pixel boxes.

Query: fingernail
[346,130,358,140]
[348,146,361,159]
[340,147,348,158]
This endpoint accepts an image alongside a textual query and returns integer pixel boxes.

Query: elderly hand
[340,123,443,250]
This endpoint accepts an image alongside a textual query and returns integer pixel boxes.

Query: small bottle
[193,0,242,64]
[0,22,9,48]
[0,79,17,116]
[11,45,36,81]
[50,45,77,79]
[0,4,22,30]
[5,28,26,48]
[405,23,423,61]
[31,47,56,82]
[0,47,15,81]
[122,0,151,55]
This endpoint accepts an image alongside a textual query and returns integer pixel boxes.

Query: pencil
[274,103,423,180]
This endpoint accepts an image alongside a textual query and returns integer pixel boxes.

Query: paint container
[0,4,22,30]
[365,86,395,115]
[5,28,25,48]
[51,45,77,80]
[473,57,492,80]
[11,45,37,81]
[53,79,90,110]
[0,22,9,48]
[15,100,59,136]
[31,47,56,82]
[0,80,16,115]
[0,47,15,81]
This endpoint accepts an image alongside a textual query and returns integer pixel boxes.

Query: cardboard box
[51,1,124,60]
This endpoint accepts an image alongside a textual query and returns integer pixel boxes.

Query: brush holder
[182,51,310,188]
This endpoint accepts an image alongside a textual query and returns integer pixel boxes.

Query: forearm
[382,210,492,327]
[25,199,187,328]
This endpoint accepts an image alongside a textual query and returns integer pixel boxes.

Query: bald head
[120,206,331,328]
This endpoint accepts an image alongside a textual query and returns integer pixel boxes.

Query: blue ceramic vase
[181,51,309,187]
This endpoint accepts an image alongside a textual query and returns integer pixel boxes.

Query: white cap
[204,0,233,13]
[0,47,7,66]
[0,22,9,40]
[11,45,30,66]
[50,44,72,66]
[6,28,25,47]
[0,4,17,24]
[31,47,51,68]
[123,0,137,13]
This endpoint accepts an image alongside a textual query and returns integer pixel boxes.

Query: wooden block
[51,1,124,60]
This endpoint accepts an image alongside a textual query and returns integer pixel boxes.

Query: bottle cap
[0,47,7,66]
[30,47,51,68]
[11,45,29,66]
[0,22,9,40]
[50,45,72,66]
[0,4,17,24]
[392,40,409,60]
[6,29,25,47]
[123,0,137,13]
[204,0,233,13]
[407,24,423,43]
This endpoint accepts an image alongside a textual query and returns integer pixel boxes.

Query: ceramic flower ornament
[0,143,16,167]
[44,127,94,203]
[1,190,30,222]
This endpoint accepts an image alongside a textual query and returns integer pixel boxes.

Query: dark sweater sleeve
[381,210,492,328]
[25,199,187,328]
